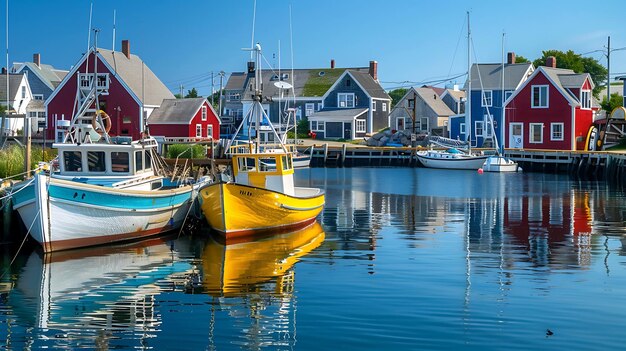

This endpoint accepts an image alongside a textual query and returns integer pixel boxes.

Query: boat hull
[416,151,488,170]
[12,174,196,252]
[482,156,519,173]
[199,182,325,238]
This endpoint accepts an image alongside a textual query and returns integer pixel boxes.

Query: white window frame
[551,122,564,141]
[529,123,544,143]
[317,103,322,111]
[396,116,405,130]
[207,125,213,138]
[419,117,429,132]
[484,117,493,137]
[382,102,387,112]
[372,101,377,111]
[196,124,202,137]
[481,90,493,107]
[581,90,591,109]
[33,94,44,100]
[21,86,26,99]
[504,90,513,102]
[475,120,484,137]
[305,103,315,116]
[460,122,466,135]
[201,106,207,121]
[338,93,355,108]
[355,119,366,133]
[531,85,549,108]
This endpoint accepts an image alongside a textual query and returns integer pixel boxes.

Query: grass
[0,145,57,179]
[302,68,346,96]
[167,144,206,159]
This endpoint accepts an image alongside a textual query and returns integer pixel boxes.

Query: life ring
[92,110,112,134]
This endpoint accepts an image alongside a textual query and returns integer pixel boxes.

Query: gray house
[440,87,465,115]
[389,87,455,137]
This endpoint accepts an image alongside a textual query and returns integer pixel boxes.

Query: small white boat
[481,155,520,173]
[416,148,489,170]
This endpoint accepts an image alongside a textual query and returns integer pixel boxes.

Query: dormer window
[581,90,591,109]
[338,93,355,108]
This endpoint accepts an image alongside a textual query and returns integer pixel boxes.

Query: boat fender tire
[92,110,112,134]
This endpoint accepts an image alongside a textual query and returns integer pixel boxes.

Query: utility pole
[179,84,184,98]
[210,71,214,106]
[607,36,611,100]
[218,71,225,116]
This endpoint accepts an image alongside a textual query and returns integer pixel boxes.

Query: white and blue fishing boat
[11,42,209,252]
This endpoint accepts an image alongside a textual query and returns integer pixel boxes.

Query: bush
[167,144,206,159]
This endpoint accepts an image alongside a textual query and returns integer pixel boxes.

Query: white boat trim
[49,197,189,213]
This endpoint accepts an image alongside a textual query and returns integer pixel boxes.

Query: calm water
[2,168,626,350]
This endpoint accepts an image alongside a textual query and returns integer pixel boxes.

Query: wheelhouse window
[282,155,292,171]
[135,151,144,172]
[482,90,493,107]
[551,123,564,141]
[111,152,130,173]
[338,93,355,108]
[63,151,82,172]
[356,119,366,133]
[87,151,106,172]
[238,157,256,172]
[531,85,549,108]
[530,123,543,143]
[201,106,207,121]
[145,151,152,170]
[581,90,591,109]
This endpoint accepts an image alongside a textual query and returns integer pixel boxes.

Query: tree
[185,88,199,98]
[601,92,623,114]
[533,50,607,97]
[514,55,530,63]
[388,88,408,108]
[174,93,183,99]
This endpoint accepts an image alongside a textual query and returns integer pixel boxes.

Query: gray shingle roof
[0,74,25,101]
[557,73,591,89]
[347,70,391,100]
[415,87,455,116]
[224,72,246,90]
[147,97,206,124]
[98,48,175,105]
[466,63,533,91]
[18,62,68,90]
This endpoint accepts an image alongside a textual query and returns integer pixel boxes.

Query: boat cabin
[230,147,295,196]
[54,138,160,187]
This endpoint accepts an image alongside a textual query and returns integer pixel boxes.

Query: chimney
[331,59,335,69]
[1,67,6,74]
[546,56,556,68]
[507,52,515,64]
[122,40,130,59]
[33,53,41,67]
[369,60,378,81]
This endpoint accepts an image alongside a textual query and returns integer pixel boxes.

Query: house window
[196,124,202,137]
[581,90,591,109]
[531,85,549,108]
[201,106,207,121]
[346,79,351,87]
[305,103,315,116]
[22,86,26,99]
[317,103,322,111]
[530,123,543,143]
[407,99,415,108]
[551,123,564,141]
[482,90,493,107]
[419,117,429,132]
[33,94,44,100]
[460,123,466,135]
[372,101,377,111]
[383,103,387,112]
[504,91,513,101]
[311,121,325,132]
[484,118,493,137]
[356,119,366,133]
[475,121,484,137]
[123,117,132,124]
[338,93,355,108]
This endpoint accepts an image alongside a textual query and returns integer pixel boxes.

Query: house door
[397,117,405,131]
[509,123,523,149]
[344,122,352,139]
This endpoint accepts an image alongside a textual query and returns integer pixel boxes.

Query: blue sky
[2,0,626,96]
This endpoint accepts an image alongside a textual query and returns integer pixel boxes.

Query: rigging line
[447,14,468,81]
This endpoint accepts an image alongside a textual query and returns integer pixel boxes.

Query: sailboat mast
[289,4,297,146]
[2,0,8,147]
[255,44,261,150]
[466,11,471,150]
[499,32,505,154]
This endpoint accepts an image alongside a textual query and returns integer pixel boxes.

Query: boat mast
[1,0,8,148]
[466,11,472,152]
[498,32,505,155]
[289,4,296,146]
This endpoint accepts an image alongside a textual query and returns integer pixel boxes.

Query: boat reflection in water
[8,236,193,339]
[201,221,325,350]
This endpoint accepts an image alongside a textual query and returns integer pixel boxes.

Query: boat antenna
[1,0,9,148]
[85,1,93,76]
[250,0,257,61]
[112,9,116,51]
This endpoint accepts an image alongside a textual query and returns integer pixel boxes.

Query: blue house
[449,53,533,148]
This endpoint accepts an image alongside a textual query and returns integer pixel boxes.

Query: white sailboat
[417,12,488,171]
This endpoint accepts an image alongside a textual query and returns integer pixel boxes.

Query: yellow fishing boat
[199,145,325,237]
[199,43,324,238]
[202,221,325,296]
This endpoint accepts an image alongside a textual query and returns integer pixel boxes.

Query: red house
[147,98,220,139]
[45,40,174,142]
[504,57,597,151]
